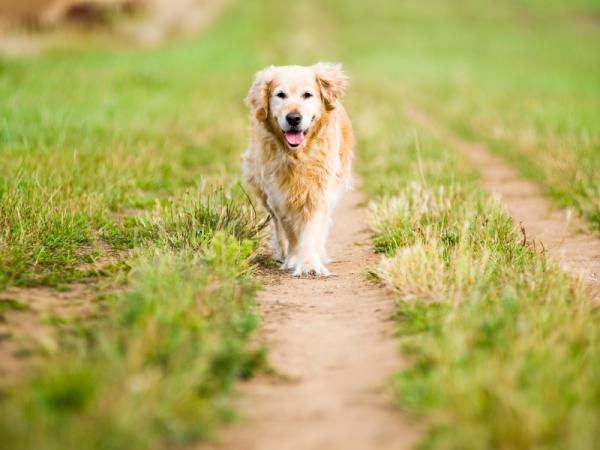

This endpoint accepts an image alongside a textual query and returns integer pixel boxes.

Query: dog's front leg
[271,214,289,262]
[279,219,298,271]
[292,209,331,276]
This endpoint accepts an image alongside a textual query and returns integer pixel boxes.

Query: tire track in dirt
[211,188,417,450]
[406,104,600,302]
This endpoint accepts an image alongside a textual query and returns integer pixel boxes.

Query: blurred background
[0,1,598,449]
[0,0,226,52]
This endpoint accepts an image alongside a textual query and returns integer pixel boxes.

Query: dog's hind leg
[318,186,343,265]
[317,207,333,265]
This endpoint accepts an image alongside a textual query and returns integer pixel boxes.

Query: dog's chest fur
[243,99,353,231]
[262,130,340,221]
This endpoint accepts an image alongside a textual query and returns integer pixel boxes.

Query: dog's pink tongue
[284,131,304,146]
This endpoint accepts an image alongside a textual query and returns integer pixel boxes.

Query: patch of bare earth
[0,282,100,381]
[406,104,600,302]
[207,188,417,450]
[0,243,129,382]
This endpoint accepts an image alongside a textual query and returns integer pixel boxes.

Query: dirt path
[212,188,417,450]
[406,104,600,302]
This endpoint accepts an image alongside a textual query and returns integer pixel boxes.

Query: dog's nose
[286,112,302,127]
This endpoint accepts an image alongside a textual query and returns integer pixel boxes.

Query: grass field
[337,1,600,448]
[0,2,275,448]
[360,90,600,449]
[333,0,600,230]
[0,0,599,449]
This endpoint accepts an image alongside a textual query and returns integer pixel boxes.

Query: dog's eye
[276,92,287,99]
[303,92,313,99]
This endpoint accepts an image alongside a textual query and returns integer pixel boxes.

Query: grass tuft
[0,233,264,450]
[366,128,600,450]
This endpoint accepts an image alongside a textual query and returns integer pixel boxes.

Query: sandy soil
[0,282,99,381]
[0,242,127,381]
[210,188,417,450]
[406,104,600,302]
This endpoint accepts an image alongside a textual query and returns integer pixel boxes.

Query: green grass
[0,1,287,447]
[0,1,275,288]
[0,234,263,450]
[359,87,600,448]
[0,298,30,317]
[1,0,599,448]
[317,2,600,445]
[332,0,600,230]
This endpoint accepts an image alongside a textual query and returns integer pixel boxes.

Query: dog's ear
[245,67,274,121]
[313,62,348,110]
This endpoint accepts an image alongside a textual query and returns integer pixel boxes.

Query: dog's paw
[273,251,286,264]
[280,255,297,271]
[292,259,331,277]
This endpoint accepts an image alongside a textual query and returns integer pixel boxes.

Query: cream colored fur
[242,63,354,276]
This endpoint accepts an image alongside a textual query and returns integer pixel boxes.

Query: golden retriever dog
[242,63,354,276]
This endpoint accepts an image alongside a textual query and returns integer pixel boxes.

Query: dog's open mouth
[283,130,307,147]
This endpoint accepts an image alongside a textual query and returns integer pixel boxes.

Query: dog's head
[246,63,348,148]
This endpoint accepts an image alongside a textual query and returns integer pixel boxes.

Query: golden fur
[242,63,354,276]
